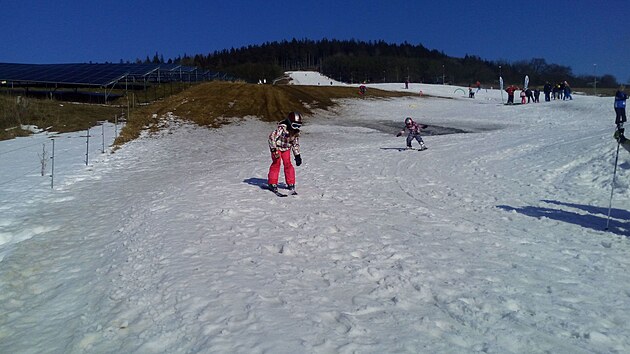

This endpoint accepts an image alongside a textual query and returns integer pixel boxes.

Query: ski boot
[419,142,428,151]
[615,129,627,143]
[269,184,279,193]
[287,184,298,195]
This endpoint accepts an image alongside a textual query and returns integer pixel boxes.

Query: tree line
[139,39,620,88]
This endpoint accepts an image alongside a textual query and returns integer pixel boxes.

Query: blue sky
[1,0,628,83]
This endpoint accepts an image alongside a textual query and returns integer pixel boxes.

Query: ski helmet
[287,111,303,130]
[405,117,413,126]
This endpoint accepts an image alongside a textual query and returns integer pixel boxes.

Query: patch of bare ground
[114,81,415,145]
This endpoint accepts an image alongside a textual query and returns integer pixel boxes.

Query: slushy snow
[1,72,629,353]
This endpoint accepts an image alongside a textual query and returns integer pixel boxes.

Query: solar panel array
[0,63,214,87]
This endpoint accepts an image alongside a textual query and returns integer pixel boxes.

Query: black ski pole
[605,138,622,230]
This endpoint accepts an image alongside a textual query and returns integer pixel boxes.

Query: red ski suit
[267,122,300,186]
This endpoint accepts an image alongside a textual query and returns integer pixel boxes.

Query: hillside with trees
[148,39,619,88]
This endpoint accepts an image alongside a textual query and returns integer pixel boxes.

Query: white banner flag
[524,75,529,90]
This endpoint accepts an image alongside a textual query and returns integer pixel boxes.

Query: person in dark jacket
[543,82,552,101]
[615,85,628,128]
[563,81,573,100]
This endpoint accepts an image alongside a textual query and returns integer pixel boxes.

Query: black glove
[295,154,302,166]
[396,132,402,137]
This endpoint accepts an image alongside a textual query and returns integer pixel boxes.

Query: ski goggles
[290,122,302,129]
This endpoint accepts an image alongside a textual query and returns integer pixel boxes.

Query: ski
[272,190,288,197]
[265,185,288,197]
[265,184,297,197]
[286,185,298,195]
[273,189,298,197]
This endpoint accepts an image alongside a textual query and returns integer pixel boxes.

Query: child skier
[396,117,427,150]
[267,111,303,194]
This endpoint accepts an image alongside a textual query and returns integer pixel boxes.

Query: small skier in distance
[267,111,303,194]
[396,117,427,150]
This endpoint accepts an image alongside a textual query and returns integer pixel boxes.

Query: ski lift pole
[50,138,55,189]
[101,123,105,153]
[85,128,90,166]
[605,140,622,230]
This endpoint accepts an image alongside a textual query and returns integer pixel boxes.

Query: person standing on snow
[506,85,518,105]
[563,81,573,100]
[267,111,303,194]
[615,85,628,129]
[520,89,527,104]
[396,117,427,150]
[525,88,533,103]
[543,82,552,101]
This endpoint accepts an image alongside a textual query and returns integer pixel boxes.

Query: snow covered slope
[1,74,629,353]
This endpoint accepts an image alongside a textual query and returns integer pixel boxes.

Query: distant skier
[505,85,518,105]
[359,84,367,97]
[267,112,303,194]
[615,85,628,129]
[543,82,552,101]
[396,117,427,150]
[563,81,573,100]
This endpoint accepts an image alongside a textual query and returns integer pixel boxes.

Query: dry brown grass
[114,82,415,145]
[0,95,122,140]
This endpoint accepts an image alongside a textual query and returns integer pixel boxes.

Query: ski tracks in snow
[2,97,630,353]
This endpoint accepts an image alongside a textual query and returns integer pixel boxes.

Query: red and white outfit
[268,122,300,186]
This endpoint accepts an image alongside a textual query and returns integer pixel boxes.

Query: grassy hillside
[114,82,415,145]
[0,95,122,140]
[2,81,614,144]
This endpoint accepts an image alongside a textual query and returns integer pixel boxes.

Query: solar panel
[0,63,210,87]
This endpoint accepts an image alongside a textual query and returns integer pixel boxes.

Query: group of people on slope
[543,81,573,101]
[505,81,572,105]
[504,85,534,104]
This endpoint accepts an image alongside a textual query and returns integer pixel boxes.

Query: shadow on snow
[243,177,269,191]
[243,177,291,190]
[496,200,630,237]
